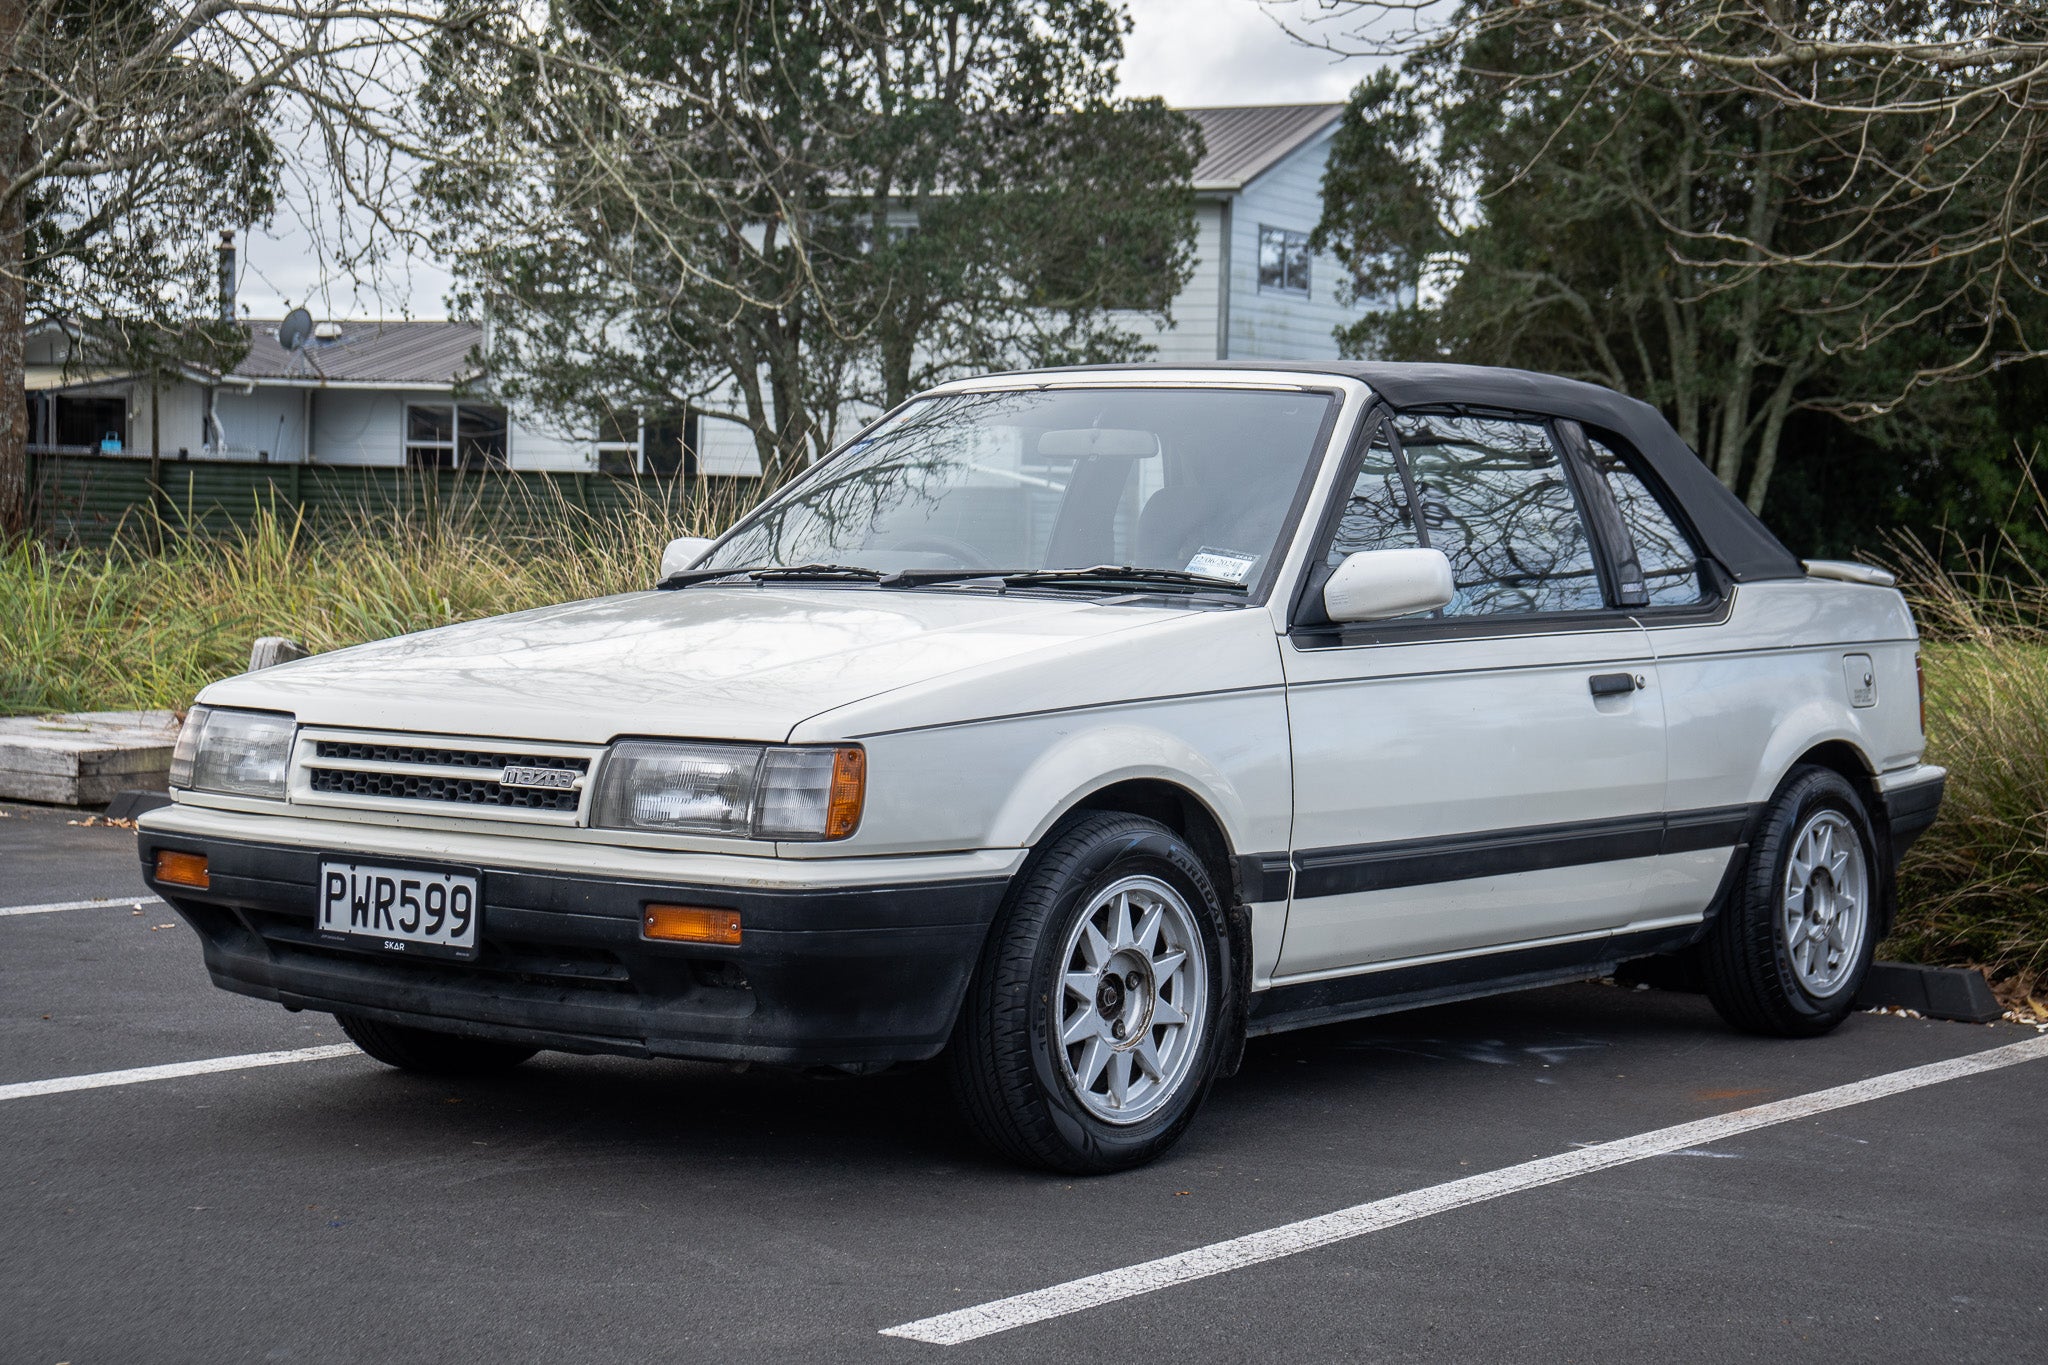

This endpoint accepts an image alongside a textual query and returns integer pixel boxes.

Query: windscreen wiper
[999,566,1249,594]
[657,563,888,590]
[743,563,888,583]
[657,565,758,590]
[877,568,1018,587]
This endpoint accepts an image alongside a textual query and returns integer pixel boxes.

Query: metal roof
[1183,103,1345,192]
[232,319,482,387]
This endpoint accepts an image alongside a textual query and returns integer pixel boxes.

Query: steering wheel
[887,535,996,569]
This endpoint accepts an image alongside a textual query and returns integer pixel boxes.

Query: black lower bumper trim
[1881,773,1946,863]
[138,831,1009,1067]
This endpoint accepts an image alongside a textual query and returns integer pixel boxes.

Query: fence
[27,451,751,546]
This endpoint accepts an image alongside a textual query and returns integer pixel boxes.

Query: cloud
[1119,0,1379,106]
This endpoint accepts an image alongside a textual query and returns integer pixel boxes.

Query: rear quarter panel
[1647,579,1923,814]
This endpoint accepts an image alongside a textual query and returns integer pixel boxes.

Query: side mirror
[1323,548,1455,623]
[659,536,715,581]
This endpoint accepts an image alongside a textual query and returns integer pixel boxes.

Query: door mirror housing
[659,536,715,581]
[1322,548,1455,623]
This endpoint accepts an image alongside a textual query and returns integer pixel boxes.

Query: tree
[422,0,1200,486]
[1286,1,2048,403]
[1,0,466,540]
[1309,9,2014,516]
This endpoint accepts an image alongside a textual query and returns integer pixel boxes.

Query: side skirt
[1245,922,1708,1038]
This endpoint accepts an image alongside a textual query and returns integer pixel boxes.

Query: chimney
[217,230,236,323]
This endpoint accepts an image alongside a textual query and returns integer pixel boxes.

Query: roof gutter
[229,376,481,392]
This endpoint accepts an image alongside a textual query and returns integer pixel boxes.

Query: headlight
[169,706,296,798]
[594,740,864,840]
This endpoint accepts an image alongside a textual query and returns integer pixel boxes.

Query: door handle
[1589,672,1644,697]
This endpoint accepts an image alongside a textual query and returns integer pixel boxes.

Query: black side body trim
[1291,804,1758,900]
[1235,854,1293,904]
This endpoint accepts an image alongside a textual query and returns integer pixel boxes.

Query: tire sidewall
[1753,770,1880,1021]
[1017,824,1230,1169]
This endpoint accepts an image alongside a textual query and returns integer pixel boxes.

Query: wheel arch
[1017,773,1257,1082]
[1764,736,1896,938]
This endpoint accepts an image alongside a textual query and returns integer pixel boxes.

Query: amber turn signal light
[154,850,210,889]
[826,746,865,840]
[643,904,742,946]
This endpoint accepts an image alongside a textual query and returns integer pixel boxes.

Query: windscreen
[699,388,1335,589]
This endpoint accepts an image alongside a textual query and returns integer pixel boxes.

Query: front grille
[295,729,601,825]
[307,766,580,812]
[313,740,582,773]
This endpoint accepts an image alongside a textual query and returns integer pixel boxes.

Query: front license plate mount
[317,860,482,962]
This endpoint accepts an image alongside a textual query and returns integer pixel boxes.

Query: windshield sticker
[1185,547,1259,583]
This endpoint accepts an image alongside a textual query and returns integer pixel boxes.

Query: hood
[198,586,1194,743]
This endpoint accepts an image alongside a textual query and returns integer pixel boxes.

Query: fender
[989,721,1274,855]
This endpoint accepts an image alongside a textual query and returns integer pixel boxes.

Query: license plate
[317,861,480,960]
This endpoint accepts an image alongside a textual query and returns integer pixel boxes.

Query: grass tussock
[1887,522,2048,993]
[0,480,753,718]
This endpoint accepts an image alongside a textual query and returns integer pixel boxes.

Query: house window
[1258,225,1311,296]
[594,406,640,475]
[594,405,694,476]
[55,395,128,453]
[406,402,508,469]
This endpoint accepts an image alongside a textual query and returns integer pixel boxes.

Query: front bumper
[137,823,1012,1067]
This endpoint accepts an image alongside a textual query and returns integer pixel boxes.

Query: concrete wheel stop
[1854,962,2004,1023]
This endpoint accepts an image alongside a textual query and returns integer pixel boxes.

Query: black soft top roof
[1015,360,1805,582]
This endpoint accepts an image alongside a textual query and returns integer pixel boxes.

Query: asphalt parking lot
[3,799,2043,1364]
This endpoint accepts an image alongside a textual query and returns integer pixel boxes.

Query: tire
[335,1012,540,1075]
[946,812,1233,1174]
[1699,766,1880,1037]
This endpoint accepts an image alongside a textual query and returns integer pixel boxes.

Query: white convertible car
[140,363,1944,1172]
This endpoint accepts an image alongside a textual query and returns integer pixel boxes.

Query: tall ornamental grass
[4,470,2045,989]
[1888,522,2048,992]
[0,480,751,717]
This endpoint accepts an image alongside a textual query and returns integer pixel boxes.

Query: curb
[1855,962,2003,1024]
[103,790,174,822]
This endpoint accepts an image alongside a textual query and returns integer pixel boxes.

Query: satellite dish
[278,307,314,351]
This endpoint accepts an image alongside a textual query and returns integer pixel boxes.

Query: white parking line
[0,1045,360,1102]
[0,895,164,918]
[883,1034,2048,1345]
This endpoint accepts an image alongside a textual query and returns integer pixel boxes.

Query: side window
[1323,425,1421,566]
[1586,436,1703,605]
[1394,414,1604,617]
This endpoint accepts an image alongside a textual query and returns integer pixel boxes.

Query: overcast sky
[233,0,1374,321]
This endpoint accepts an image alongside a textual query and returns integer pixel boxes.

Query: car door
[1276,408,1668,978]
[1571,424,1771,923]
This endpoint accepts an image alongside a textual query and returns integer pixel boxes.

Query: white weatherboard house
[24,104,1369,480]
[1131,102,1368,363]
[24,317,703,476]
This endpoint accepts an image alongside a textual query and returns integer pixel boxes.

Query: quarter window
[1324,426,1420,565]
[1587,436,1703,605]
[406,403,508,469]
[1258,226,1311,296]
[1393,414,1604,617]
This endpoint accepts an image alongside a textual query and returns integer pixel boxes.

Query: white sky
[233,0,1372,321]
